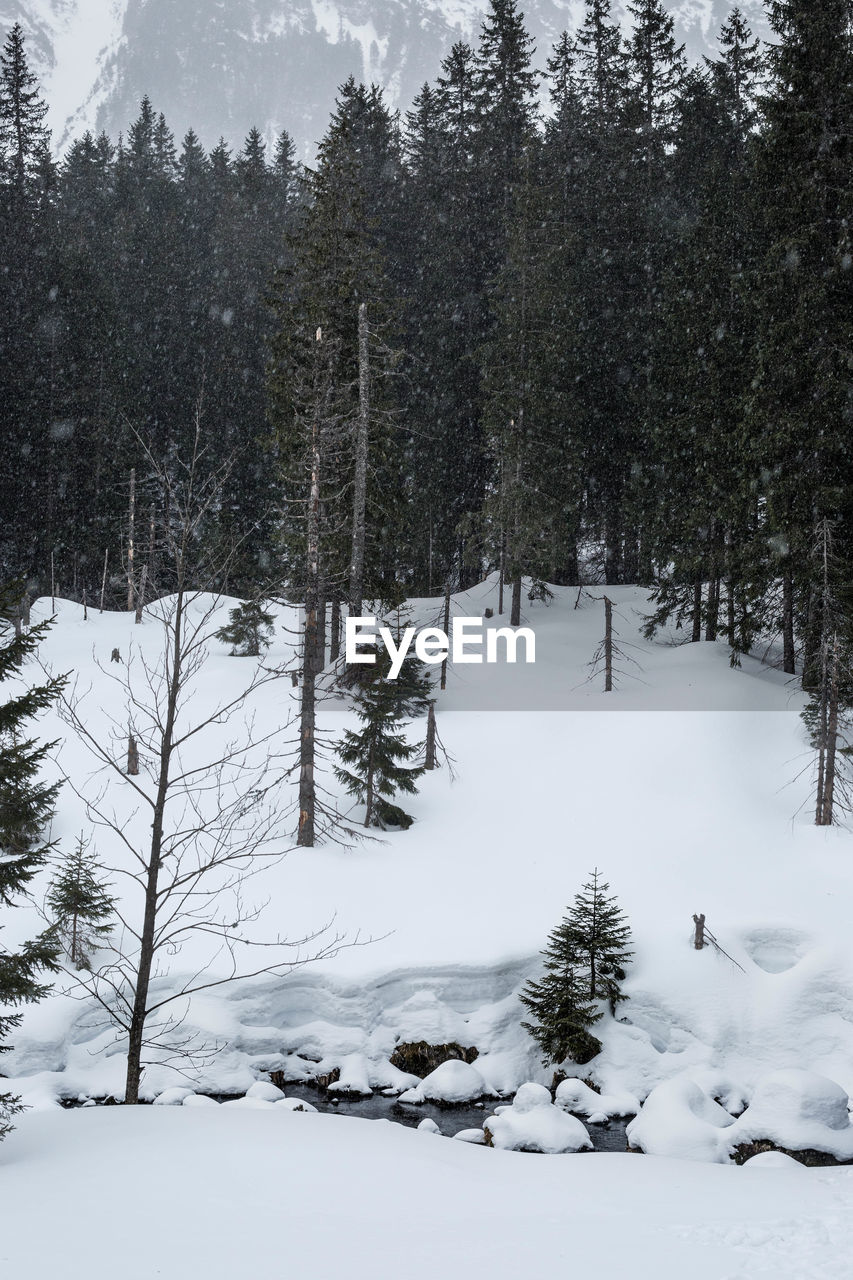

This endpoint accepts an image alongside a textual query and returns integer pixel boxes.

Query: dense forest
[0,1,850,677]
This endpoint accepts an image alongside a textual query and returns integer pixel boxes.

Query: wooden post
[425,703,437,770]
[127,467,136,612]
[604,595,613,692]
[440,581,451,692]
[100,548,109,613]
[692,913,706,950]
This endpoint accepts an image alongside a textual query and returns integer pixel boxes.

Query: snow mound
[182,1094,219,1107]
[741,1151,807,1170]
[417,1118,440,1134]
[246,1082,286,1102]
[275,1097,318,1112]
[555,1078,638,1120]
[484,1082,592,1154]
[153,1088,195,1106]
[453,1128,487,1144]
[399,1059,487,1104]
[328,1053,372,1096]
[626,1076,735,1163]
[221,1096,277,1110]
[727,1070,853,1162]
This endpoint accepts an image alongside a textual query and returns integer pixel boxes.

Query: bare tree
[55,417,353,1102]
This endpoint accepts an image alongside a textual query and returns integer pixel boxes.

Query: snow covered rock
[626,1076,735,1163]
[555,1079,638,1120]
[453,1128,487,1144]
[328,1054,372,1096]
[417,1118,441,1134]
[182,1094,219,1108]
[153,1088,195,1106]
[484,1083,593,1154]
[399,1059,487,1105]
[727,1070,853,1165]
[275,1098,318,1113]
[741,1151,807,1170]
[246,1081,286,1103]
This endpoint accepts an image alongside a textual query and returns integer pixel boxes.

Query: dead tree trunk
[100,548,108,613]
[440,581,451,692]
[135,565,147,624]
[425,703,437,770]
[127,467,136,612]
[604,595,613,693]
[348,301,369,620]
[298,338,323,848]
[692,913,706,950]
[691,572,702,643]
[330,594,341,664]
[816,633,840,826]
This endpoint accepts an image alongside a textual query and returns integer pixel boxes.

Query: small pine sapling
[519,916,603,1066]
[567,868,633,1013]
[47,836,116,969]
[215,599,275,657]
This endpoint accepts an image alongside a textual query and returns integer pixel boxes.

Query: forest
[0,0,850,679]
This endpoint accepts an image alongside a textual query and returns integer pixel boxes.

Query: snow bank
[727,1070,853,1162]
[399,1059,487,1105]
[153,1088,195,1106]
[555,1078,638,1120]
[484,1082,592,1154]
[626,1075,735,1163]
[246,1081,286,1102]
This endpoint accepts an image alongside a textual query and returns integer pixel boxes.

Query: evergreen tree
[334,623,429,828]
[215,599,275,657]
[520,918,603,1066]
[47,835,116,969]
[0,23,50,199]
[0,584,64,1137]
[566,868,633,1011]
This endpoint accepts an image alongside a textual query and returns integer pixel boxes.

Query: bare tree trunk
[127,467,136,613]
[425,703,437,770]
[782,565,796,675]
[298,378,322,848]
[83,588,88,622]
[498,530,505,615]
[135,565,148,624]
[51,550,56,611]
[100,548,108,613]
[315,591,327,676]
[604,595,613,693]
[817,634,840,826]
[148,503,157,594]
[440,581,451,692]
[510,574,522,628]
[349,302,369,619]
[125,591,184,1103]
[330,594,341,664]
[692,913,706,950]
[364,743,375,828]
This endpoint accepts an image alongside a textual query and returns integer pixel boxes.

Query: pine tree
[0,23,50,199]
[566,868,633,1012]
[0,584,64,1137]
[215,599,275,657]
[334,621,429,829]
[47,836,115,969]
[520,919,603,1066]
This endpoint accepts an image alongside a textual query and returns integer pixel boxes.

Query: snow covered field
[3,578,853,1275]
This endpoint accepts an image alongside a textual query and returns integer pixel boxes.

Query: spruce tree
[567,868,633,1012]
[520,920,603,1066]
[0,585,64,1137]
[215,599,275,657]
[47,836,116,969]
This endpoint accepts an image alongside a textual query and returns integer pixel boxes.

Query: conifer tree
[0,23,50,198]
[0,585,64,1137]
[215,599,275,657]
[520,920,603,1066]
[47,836,116,969]
[566,868,633,1011]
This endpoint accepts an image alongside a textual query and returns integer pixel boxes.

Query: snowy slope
[5,577,853,1122]
[9,0,771,154]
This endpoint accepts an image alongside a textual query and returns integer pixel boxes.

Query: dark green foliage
[215,599,275,657]
[334,615,431,828]
[520,925,603,1067]
[46,836,116,969]
[0,583,64,1137]
[566,868,633,1011]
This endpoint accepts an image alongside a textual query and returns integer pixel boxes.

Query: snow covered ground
[4,579,853,1172]
[2,1106,853,1280]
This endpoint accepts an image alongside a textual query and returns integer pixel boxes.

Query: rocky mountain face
[6,0,770,155]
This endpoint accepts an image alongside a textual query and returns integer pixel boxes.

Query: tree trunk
[127,467,136,612]
[329,595,341,664]
[604,596,613,693]
[135,564,147,624]
[510,575,522,628]
[440,581,451,692]
[691,573,702,643]
[817,634,840,826]
[297,374,322,848]
[692,913,706,950]
[349,302,369,619]
[425,703,437,770]
[100,548,108,613]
